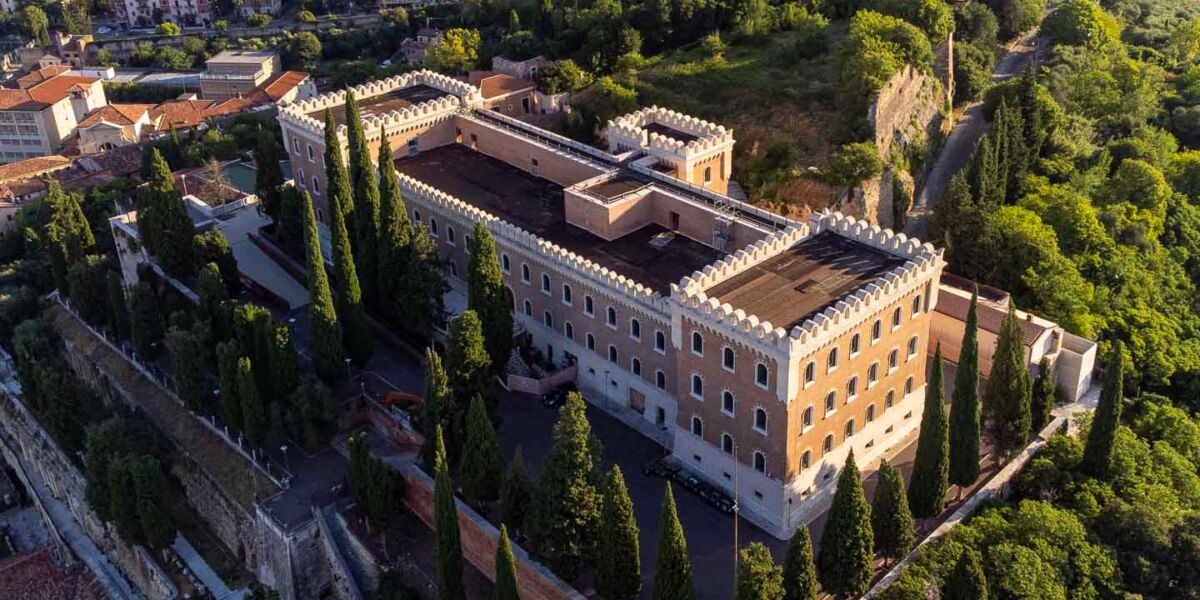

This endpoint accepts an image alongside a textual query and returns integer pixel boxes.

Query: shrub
[700,32,727,59]
[246,13,272,27]
[827,142,884,187]
[297,10,317,24]
[156,22,181,36]
[954,41,995,103]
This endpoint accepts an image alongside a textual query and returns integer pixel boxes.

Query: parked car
[96,26,112,34]
[643,458,681,481]
[540,381,578,409]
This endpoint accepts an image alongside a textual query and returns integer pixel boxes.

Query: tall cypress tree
[434,443,466,600]
[985,306,1031,462]
[167,326,208,412]
[908,345,949,519]
[460,395,504,503]
[871,460,915,564]
[1083,341,1123,479]
[324,109,354,218]
[254,131,284,221]
[130,281,164,358]
[447,309,492,412]
[501,448,532,537]
[421,347,450,473]
[736,543,784,600]
[1031,357,1055,433]
[943,549,988,600]
[238,357,266,447]
[467,223,513,370]
[301,192,346,382]
[495,525,521,600]
[44,178,94,292]
[532,392,601,580]
[782,526,817,600]
[949,287,982,494]
[652,483,694,600]
[967,134,1001,209]
[138,148,195,278]
[595,466,641,600]
[216,340,243,430]
[376,135,410,307]
[325,131,373,367]
[817,451,873,597]
[105,270,129,339]
[345,91,380,307]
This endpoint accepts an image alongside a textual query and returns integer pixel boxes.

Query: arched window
[825,391,837,414]
[907,335,918,359]
[802,406,814,428]
[413,209,421,223]
[543,311,553,328]
[691,331,704,355]
[606,307,616,327]
[868,363,879,385]
[522,300,532,316]
[753,408,768,433]
[755,363,769,388]
[753,451,766,473]
[822,434,834,454]
[722,391,735,414]
[584,295,594,315]
[691,416,703,437]
[608,345,618,363]
[867,404,876,423]
[847,376,859,400]
[723,347,735,371]
[888,349,899,371]
[844,419,856,440]
[562,284,572,304]
[521,263,530,283]
[541,274,551,293]
[312,176,320,194]
[586,333,596,351]
[704,165,713,183]
[501,253,510,273]
[691,375,703,399]
[430,218,438,237]
[631,357,642,376]
[892,306,902,328]
[801,450,812,470]
[655,331,666,353]
[872,319,882,342]
[804,361,815,384]
[721,433,733,454]
[850,333,861,355]
[447,226,456,246]
[886,389,895,408]
[630,318,641,340]
[828,347,839,370]
[656,370,666,390]
[912,295,922,316]
[564,322,573,340]
[905,376,914,396]
[307,144,314,160]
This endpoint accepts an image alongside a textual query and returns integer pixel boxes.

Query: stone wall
[869,66,945,163]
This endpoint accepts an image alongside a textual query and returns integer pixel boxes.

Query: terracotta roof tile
[935,291,1049,346]
[26,75,99,104]
[0,155,72,182]
[0,548,105,600]
[78,104,154,128]
[259,71,309,101]
[150,99,218,131]
[0,89,41,110]
[469,71,534,99]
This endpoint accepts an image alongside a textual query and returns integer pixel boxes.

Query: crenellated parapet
[605,105,735,160]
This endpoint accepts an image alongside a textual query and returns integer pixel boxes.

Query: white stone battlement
[606,105,734,158]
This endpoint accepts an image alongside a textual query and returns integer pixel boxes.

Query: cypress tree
[138,148,195,278]
[197,262,227,325]
[736,543,784,600]
[268,323,299,399]
[461,395,504,503]
[404,221,447,339]
[817,451,873,597]
[66,255,109,326]
[421,347,450,473]
[130,282,164,359]
[985,306,1031,462]
[1083,341,1123,479]
[301,192,346,382]
[348,432,371,510]
[105,270,129,340]
[652,483,694,600]
[532,392,602,580]
[495,525,521,600]
[346,91,380,307]
[943,549,988,600]
[44,178,94,293]
[1031,357,1055,434]
[871,460,915,564]
[948,287,982,494]
[434,444,466,600]
[432,423,448,473]
[216,340,242,429]
[324,109,354,217]
[135,148,172,254]
[782,526,817,600]
[107,456,141,543]
[129,455,174,550]
[501,448,532,537]
[278,186,306,257]
[595,466,641,600]
[467,223,513,370]
[168,326,208,412]
[376,135,410,307]
[255,131,284,221]
[238,357,267,447]
[908,345,949,519]
[326,137,373,367]
[447,310,492,411]
[344,90,367,197]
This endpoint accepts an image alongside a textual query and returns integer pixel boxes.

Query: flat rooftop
[311,84,450,125]
[645,122,699,144]
[586,174,650,200]
[395,143,723,292]
[705,232,906,330]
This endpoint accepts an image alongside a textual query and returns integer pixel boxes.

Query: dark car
[708,489,737,515]
[540,381,578,409]
[642,458,682,481]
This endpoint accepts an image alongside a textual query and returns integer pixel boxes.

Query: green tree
[467,223,513,371]
[782,526,817,600]
[446,310,492,410]
[301,192,346,382]
[168,326,209,412]
[532,392,601,579]
[84,419,133,523]
[255,131,285,221]
[736,542,784,600]
[496,525,521,600]
[345,90,380,307]
[106,456,141,543]
[216,341,243,430]
[985,306,1032,462]
[949,288,982,494]
[427,28,481,73]
[595,466,641,600]
[238,357,267,447]
[461,395,504,503]
[1031,357,1055,433]
[422,347,450,473]
[501,448,532,537]
[129,455,174,549]
[434,436,465,600]
[67,255,109,327]
[193,229,239,294]
[872,460,915,564]
[18,6,50,46]
[278,186,306,257]
[954,41,995,103]
[137,149,194,277]
[1083,341,1123,478]
[156,22,181,36]
[909,345,950,518]
[652,483,694,600]
[943,548,988,600]
[130,282,164,359]
[43,179,94,292]
[324,111,373,367]
[284,32,322,70]
[818,451,874,597]
[197,262,227,325]
[827,142,883,187]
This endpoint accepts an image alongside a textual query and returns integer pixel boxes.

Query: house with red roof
[0,66,107,164]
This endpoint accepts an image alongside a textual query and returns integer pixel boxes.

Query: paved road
[904,29,1047,240]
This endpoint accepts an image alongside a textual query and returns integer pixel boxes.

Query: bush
[827,142,884,187]
[156,22,181,36]
[954,41,995,103]
[214,19,227,33]
[246,13,272,27]
[700,32,727,59]
[297,10,317,24]
[1042,0,1121,49]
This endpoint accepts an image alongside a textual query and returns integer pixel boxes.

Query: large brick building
[276,72,945,537]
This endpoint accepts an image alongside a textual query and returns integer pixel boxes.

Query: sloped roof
[26,75,99,104]
[14,65,71,87]
[468,71,535,99]
[935,291,1050,346]
[258,71,309,101]
[78,104,154,128]
[0,549,105,600]
[150,99,218,132]
[0,89,42,110]
[0,155,72,182]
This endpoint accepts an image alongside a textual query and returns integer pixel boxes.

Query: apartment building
[200,50,281,101]
[276,73,944,537]
[0,66,106,163]
[120,0,212,28]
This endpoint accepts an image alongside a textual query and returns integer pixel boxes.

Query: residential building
[395,28,442,65]
[238,0,282,17]
[154,70,314,134]
[277,72,947,537]
[469,70,537,117]
[18,33,92,70]
[200,50,281,101]
[77,104,158,154]
[492,55,549,80]
[0,154,72,230]
[120,0,212,29]
[0,66,107,163]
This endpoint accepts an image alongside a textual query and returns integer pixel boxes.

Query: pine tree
[949,287,982,494]
[736,543,784,600]
[434,446,466,600]
[326,135,373,367]
[105,271,129,340]
[238,357,267,447]
[467,223,513,370]
[130,282,164,358]
[652,483,694,600]
[532,392,601,579]
[595,466,641,600]
[447,310,492,410]
[324,108,354,218]
[943,549,988,600]
[1083,341,1123,479]
[301,192,346,382]
[421,347,450,473]
[216,341,243,429]
[1031,357,1055,433]
[501,448,532,536]
[461,395,504,503]
[782,526,817,600]
[345,90,380,308]
[495,525,521,600]
[871,460,915,564]
[255,131,285,221]
[908,345,950,519]
[817,451,873,597]
[985,306,1032,462]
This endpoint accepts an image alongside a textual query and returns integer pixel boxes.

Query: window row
[689,330,772,389]
[803,335,921,386]
[689,417,769,473]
